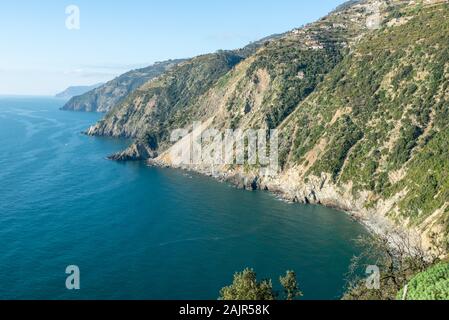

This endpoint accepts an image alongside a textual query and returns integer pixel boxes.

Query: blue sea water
[0,97,368,300]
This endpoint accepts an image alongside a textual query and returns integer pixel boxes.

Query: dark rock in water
[250,177,261,191]
[108,142,157,161]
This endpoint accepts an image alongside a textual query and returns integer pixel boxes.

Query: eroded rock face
[108,142,157,161]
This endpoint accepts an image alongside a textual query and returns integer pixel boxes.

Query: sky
[0,0,346,95]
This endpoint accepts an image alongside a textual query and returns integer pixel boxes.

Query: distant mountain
[61,35,284,114]
[87,51,245,140]
[55,83,103,99]
[61,60,185,112]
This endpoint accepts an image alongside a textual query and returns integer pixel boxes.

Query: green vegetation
[219,269,275,300]
[281,3,449,234]
[247,43,343,129]
[92,51,244,143]
[219,268,302,300]
[388,122,423,170]
[310,115,363,181]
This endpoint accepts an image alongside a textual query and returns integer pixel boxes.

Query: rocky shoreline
[100,133,439,254]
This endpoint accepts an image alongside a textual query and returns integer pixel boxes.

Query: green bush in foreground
[219,268,275,300]
[219,268,302,300]
[280,271,303,300]
[397,263,449,300]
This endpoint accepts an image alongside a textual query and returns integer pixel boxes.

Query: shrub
[219,268,275,300]
[397,263,449,300]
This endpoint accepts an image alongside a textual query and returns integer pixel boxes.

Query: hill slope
[87,51,245,147]
[271,0,449,247]
[87,0,376,154]
[86,0,449,249]
[62,33,283,114]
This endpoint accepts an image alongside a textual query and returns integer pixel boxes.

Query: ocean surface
[0,97,368,300]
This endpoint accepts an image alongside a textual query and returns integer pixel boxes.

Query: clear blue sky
[0,0,346,95]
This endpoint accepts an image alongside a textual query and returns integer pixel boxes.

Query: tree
[280,271,303,300]
[220,268,304,300]
[219,268,275,300]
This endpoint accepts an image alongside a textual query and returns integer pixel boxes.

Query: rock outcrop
[108,142,157,161]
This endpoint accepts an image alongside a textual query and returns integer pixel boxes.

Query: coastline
[147,159,403,246]
[97,132,442,255]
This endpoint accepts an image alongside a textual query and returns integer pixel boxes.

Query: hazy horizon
[0,0,346,96]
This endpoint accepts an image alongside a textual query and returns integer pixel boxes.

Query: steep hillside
[158,0,449,248]
[87,51,244,144]
[63,34,283,114]
[397,263,449,300]
[62,59,184,112]
[271,0,449,245]
[87,0,378,156]
[86,0,449,249]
